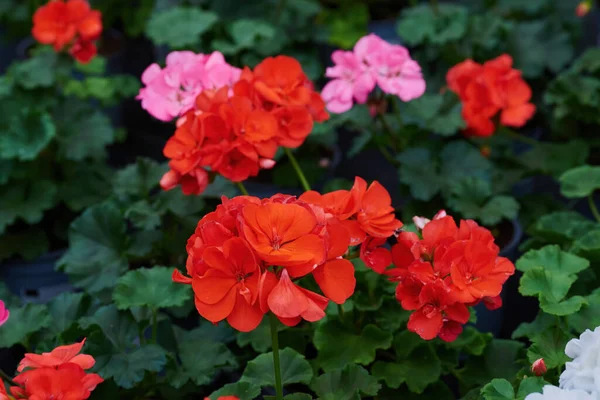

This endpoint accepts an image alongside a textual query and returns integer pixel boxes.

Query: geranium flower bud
[576,1,591,17]
[532,358,547,376]
[259,158,276,169]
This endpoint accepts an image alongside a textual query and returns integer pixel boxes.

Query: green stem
[235,181,250,196]
[0,368,21,388]
[284,148,311,191]
[151,308,158,343]
[429,0,439,14]
[377,114,399,152]
[589,194,600,223]
[269,313,284,400]
[337,304,345,322]
[502,127,539,146]
[390,97,404,129]
[377,144,398,166]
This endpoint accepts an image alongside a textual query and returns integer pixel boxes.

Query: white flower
[525,385,599,400]
[560,327,600,394]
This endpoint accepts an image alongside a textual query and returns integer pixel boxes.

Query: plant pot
[0,250,72,303]
[472,218,524,337]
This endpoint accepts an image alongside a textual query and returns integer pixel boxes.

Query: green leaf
[113,158,166,199]
[0,109,55,160]
[512,313,555,340]
[56,108,115,161]
[311,364,380,400]
[396,4,468,46]
[517,377,548,400]
[169,325,238,388]
[517,245,589,274]
[113,266,191,310]
[237,318,283,352]
[481,379,514,400]
[242,348,313,387]
[323,2,369,49]
[559,165,600,198]
[47,292,89,335]
[527,327,571,370]
[540,296,587,316]
[572,229,600,262]
[80,305,167,388]
[447,326,492,356]
[58,202,129,293]
[530,211,597,246]
[124,200,161,230]
[10,49,57,89]
[60,163,113,211]
[401,93,465,136]
[146,7,218,48]
[371,344,441,393]
[521,140,589,177]
[314,322,393,371]
[208,382,261,400]
[568,290,600,333]
[0,303,51,347]
[519,267,577,303]
[216,19,276,54]
[509,21,573,78]
[397,148,442,201]
[0,180,57,233]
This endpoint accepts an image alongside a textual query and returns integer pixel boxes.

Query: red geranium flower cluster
[160,55,329,196]
[32,0,102,64]
[0,339,103,400]
[446,54,536,137]
[172,177,402,331]
[385,211,515,342]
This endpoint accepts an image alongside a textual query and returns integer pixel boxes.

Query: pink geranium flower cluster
[322,34,426,113]
[137,51,241,122]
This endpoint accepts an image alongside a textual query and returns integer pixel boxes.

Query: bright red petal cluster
[161,55,329,195]
[386,211,514,342]
[446,54,535,137]
[4,339,103,400]
[32,0,102,63]
[173,177,401,331]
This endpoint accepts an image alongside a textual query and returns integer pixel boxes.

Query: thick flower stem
[236,181,250,196]
[151,308,158,343]
[0,368,21,388]
[588,194,600,223]
[269,312,284,400]
[284,148,311,191]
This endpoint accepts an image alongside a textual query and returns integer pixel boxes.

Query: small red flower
[18,338,95,372]
[532,358,547,376]
[446,54,535,137]
[32,0,102,63]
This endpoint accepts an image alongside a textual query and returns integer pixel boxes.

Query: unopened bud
[319,158,330,168]
[531,358,547,376]
[576,1,591,17]
[480,145,491,158]
[259,158,276,169]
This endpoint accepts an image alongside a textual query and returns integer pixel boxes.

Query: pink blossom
[322,33,426,113]
[0,300,9,327]
[137,51,241,122]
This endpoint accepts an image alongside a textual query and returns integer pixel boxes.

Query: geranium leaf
[402,93,465,136]
[58,202,129,293]
[530,211,597,246]
[9,49,57,89]
[519,267,577,304]
[559,165,600,198]
[0,180,57,234]
[113,266,191,310]
[60,163,113,212]
[512,312,555,340]
[47,292,90,335]
[517,245,589,275]
[55,104,115,161]
[516,377,548,400]
[447,326,492,356]
[539,296,587,316]
[568,290,600,333]
[0,109,55,160]
[520,140,589,177]
[314,321,393,371]
[169,326,238,388]
[113,158,166,199]
[241,347,313,387]
[125,200,162,230]
[311,364,380,400]
[371,344,441,393]
[146,7,218,48]
[480,379,514,400]
[80,305,167,388]
[526,327,571,369]
[0,303,51,347]
[208,382,261,400]
[397,148,442,201]
[572,229,600,262]
[396,4,468,46]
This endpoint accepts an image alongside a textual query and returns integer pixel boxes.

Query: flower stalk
[236,181,250,196]
[269,312,284,400]
[284,148,311,191]
[0,368,22,389]
[588,194,600,223]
